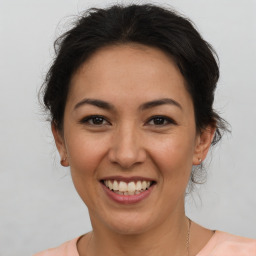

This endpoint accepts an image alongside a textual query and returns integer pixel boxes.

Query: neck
[83,211,189,256]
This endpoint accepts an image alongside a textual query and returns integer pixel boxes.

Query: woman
[35,4,256,256]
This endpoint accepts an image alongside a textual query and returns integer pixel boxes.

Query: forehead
[68,44,192,110]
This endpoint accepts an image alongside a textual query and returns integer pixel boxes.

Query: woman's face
[53,44,213,234]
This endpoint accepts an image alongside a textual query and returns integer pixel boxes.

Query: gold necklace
[84,218,192,256]
[186,218,192,256]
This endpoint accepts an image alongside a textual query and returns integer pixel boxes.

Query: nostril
[108,147,147,169]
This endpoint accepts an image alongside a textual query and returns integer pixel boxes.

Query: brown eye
[147,116,177,126]
[152,117,167,125]
[80,115,110,126]
[91,117,104,125]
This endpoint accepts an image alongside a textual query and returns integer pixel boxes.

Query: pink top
[34,231,256,256]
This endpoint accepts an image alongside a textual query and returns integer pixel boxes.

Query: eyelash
[146,115,177,126]
[79,115,110,126]
[79,115,177,127]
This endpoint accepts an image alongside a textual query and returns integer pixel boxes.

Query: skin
[52,44,216,256]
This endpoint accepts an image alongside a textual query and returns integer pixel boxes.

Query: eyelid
[145,115,177,126]
[79,115,111,126]
[79,115,177,127]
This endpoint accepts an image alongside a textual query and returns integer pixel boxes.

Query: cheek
[65,131,109,190]
[64,132,110,206]
[148,132,196,180]
[66,129,107,170]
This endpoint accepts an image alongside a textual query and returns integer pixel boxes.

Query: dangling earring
[198,158,202,164]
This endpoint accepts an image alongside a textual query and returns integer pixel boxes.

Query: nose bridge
[108,121,145,168]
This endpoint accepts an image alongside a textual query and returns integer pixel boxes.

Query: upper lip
[100,176,156,183]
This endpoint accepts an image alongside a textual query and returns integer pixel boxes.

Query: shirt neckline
[74,231,219,256]
[196,230,219,255]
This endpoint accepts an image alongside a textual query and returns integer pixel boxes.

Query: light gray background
[1,0,256,255]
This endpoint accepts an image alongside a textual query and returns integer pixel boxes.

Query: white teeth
[104,179,152,194]
[119,181,127,192]
[136,181,142,190]
[127,182,136,192]
[142,181,147,190]
[113,180,118,190]
[108,180,113,190]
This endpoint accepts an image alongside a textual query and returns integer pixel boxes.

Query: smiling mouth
[101,179,156,196]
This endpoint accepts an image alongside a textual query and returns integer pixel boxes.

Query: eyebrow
[74,98,115,111]
[139,98,182,111]
[74,98,182,111]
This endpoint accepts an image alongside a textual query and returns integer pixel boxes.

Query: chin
[92,210,155,235]
[108,212,156,235]
[108,220,151,235]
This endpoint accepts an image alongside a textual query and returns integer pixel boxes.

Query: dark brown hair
[42,4,228,145]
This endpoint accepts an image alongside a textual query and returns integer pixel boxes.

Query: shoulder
[33,236,80,256]
[199,231,256,256]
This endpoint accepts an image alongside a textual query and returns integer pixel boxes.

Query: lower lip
[101,183,155,204]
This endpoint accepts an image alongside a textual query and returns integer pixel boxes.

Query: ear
[193,125,216,165]
[51,122,69,167]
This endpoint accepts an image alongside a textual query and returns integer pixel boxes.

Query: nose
[108,124,146,169]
